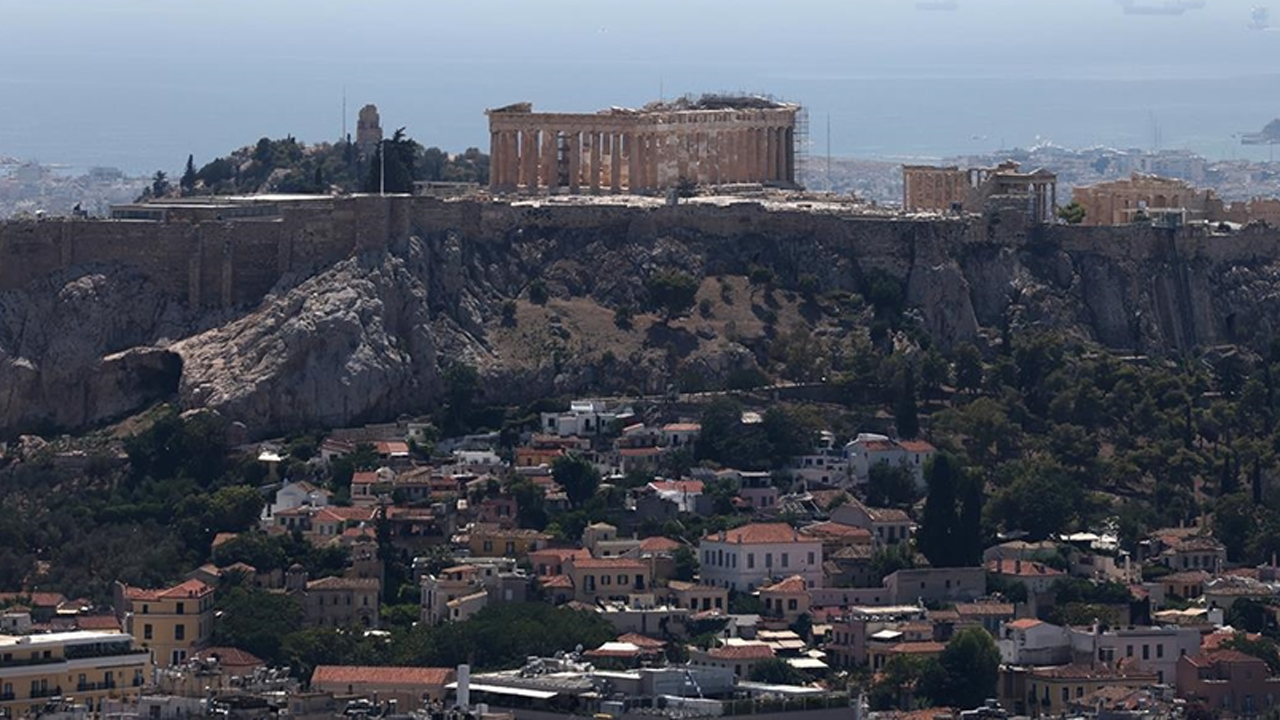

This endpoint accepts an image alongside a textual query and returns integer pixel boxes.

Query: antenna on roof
[342,86,347,142]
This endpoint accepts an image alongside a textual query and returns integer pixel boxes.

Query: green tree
[895,364,921,439]
[867,463,919,507]
[1056,201,1087,225]
[151,170,170,198]
[646,272,699,322]
[917,453,974,567]
[1222,632,1280,672]
[955,343,984,394]
[919,627,1001,709]
[364,128,418,193]
[180,154,197,195]
[205,485,265,534]
[553,454,601,508]
[672,545,699,582]
[748,657,807,684]
[212,587,303,665]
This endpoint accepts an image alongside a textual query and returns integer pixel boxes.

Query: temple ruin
[486,96,801,194]
[902,161,1058,224]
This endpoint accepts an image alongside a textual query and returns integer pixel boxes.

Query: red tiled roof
[0,592,68,607]
[75,615,122,631]
[704,523,807,545]
[638,536,682,553]
[194,647,265,669]
[211,532,239,549]
[621,447,664,458]
[897,440,936,453]
[571,558,648,571]
[648,480,704,494]
[1029,663,1149,680]
[801,522,874,541]
[312,665,454,688]
[986,559,1064,577]
[956,603,1014,617]
[760,576,808,594]
[531,548,592,563]
[1006,618,1044,630]
[540,574,575,589]
[123,579,212,602]
[888,641,946,655]
[617,633,666,649]
[352,471,379,485]
[306,576,379,591]
[861,440,898,452]
[662,423,702,433]
[708,644,775,660]
[374,441,410,456]
[1205,649,1266,665]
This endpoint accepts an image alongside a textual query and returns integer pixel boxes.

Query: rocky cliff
[3,199,1280,438]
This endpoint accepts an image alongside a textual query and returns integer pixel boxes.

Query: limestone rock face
[0,268,186,433]
[173,249,448,434]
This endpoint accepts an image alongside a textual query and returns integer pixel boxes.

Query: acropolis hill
[4,191,1280,438]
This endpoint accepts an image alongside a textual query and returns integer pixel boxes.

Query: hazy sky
[3,0,1277,172]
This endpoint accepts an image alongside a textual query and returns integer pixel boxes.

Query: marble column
[541,129,558,193]
[521,129,538,192]
[588,131,602,194]
[609,133,622,193]
[626,133,640,192]
[762,129,773,183]
[784,127,796,186]
[568,131,582,193]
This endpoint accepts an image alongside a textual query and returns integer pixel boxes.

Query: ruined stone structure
[356,104,383,154]
[486,96,800,194]
[903,161,1057,223]
[1072,173,1280,228]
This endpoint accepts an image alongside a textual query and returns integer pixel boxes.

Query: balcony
[76,681,118,692]
[0,692,14,701]
[30,686,62,699]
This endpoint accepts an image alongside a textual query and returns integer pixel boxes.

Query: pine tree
[895,365,920,439]
[918,453,960,567]
[180,154,197,195]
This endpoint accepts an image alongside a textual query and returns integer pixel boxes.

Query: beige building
[1071,174,1224,226]
[311,665,454,707]
[115,579,215,668]
[288,569,380,629]
[0,630,150,716]
[487,95,799,194]
[565,557,651,604]
[902,161,1058,223]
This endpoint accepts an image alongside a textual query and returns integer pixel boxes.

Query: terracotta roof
[1029,663,1149,680]
[212,532,239,549]
[888,641,946,654]
[312,665,454,688]
[306,576,380,591]
[0,592,68,607]
[1167,536,1225,552]
[1202,630,1261,652]
[897,440,936,453]
[1161,570,1210,584]
[352,471,380,485]
[986,559,1064,577]
[531,548,592,563]
[956,602,1014,617]
[832,545,874,560]
[760,576,808,594]
[638,536,683,553]
[621,447,664,458]
[540,574,575,589]
[194,647,265,669]
[374,441,411,456]
[866,506,911,523]
[801,522,874,541]
[704,523,809,545]
[123,579,212,602]
[571,558,648,571]
[1205,649,1266,665]
[617,633,667,649]
[1005,618,1045,630]
[708,644,775,660]
[75,615,122,631]
[648,480,704,494]
[315,506,377,522]
[662,423,702,433]
[861,440,898,452]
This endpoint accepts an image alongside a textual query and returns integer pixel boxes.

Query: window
[1142,645,1149,660]
[781,553,789,568]
[505,541,515,555]
[141,604,149,614]
[1061,688,1068,702]
[483,541,493,553]
[175,624,186,641]
[748,553,755,569]
[602,575,611,586]
[765,553,773,568]
[1157,644,1164,659]
[808,552,815,565]
[618,574,628,586]
[143,624,153,641]
[788,599,798,610]
[1126,645,1133,657]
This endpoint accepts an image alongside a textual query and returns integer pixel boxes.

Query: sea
[2,0,1278,176]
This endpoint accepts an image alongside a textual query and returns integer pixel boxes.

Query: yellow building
[466,526,550,561]
[0,630,151,716]
[114,579,215,668]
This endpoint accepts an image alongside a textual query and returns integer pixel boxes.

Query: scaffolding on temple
[794,105,809,191]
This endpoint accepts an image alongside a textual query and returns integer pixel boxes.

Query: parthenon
[486,95,800,195]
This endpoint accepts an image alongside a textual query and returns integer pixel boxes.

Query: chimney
[456,664,470,709]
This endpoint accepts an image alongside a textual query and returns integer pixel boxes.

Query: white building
[699,523,824,592]
[261,480,330,523]
[646,480,704,514]
[845,435,936,488]
[540,400,633,438]
[998,619,1071,666]
[1069,624,1202,685]
[787,431,848,485]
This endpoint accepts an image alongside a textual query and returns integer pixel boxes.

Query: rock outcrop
[7,205,1280,439]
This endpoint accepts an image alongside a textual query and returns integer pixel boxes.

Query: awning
[445,682,559,700]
